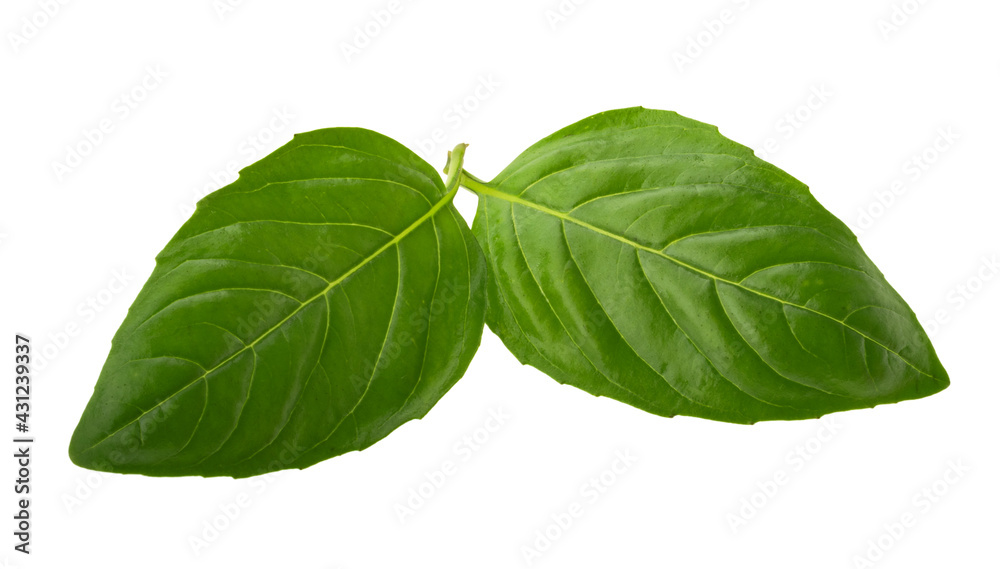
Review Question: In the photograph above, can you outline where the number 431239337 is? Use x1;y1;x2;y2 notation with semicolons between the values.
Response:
15;335;30;431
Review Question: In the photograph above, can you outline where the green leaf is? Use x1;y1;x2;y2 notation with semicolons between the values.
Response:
463;107;948;424
69;129;486;477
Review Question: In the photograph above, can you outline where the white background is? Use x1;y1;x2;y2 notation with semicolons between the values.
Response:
2;0;998;567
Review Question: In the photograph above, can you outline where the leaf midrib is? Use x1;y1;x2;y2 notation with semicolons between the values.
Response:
82;182;461;454
462;174;944;385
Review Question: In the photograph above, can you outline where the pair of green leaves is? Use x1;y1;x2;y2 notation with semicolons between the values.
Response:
69;107;949;478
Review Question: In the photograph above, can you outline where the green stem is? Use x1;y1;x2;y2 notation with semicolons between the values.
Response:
442;143;468;196
458;170;503;199
458;169;489;189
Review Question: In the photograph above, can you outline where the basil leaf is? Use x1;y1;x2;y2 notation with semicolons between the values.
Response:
69;130;486;477
463;107;948;423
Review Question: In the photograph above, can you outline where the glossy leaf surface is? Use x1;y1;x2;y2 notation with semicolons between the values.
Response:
466;107;948;423
70;129;486;477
